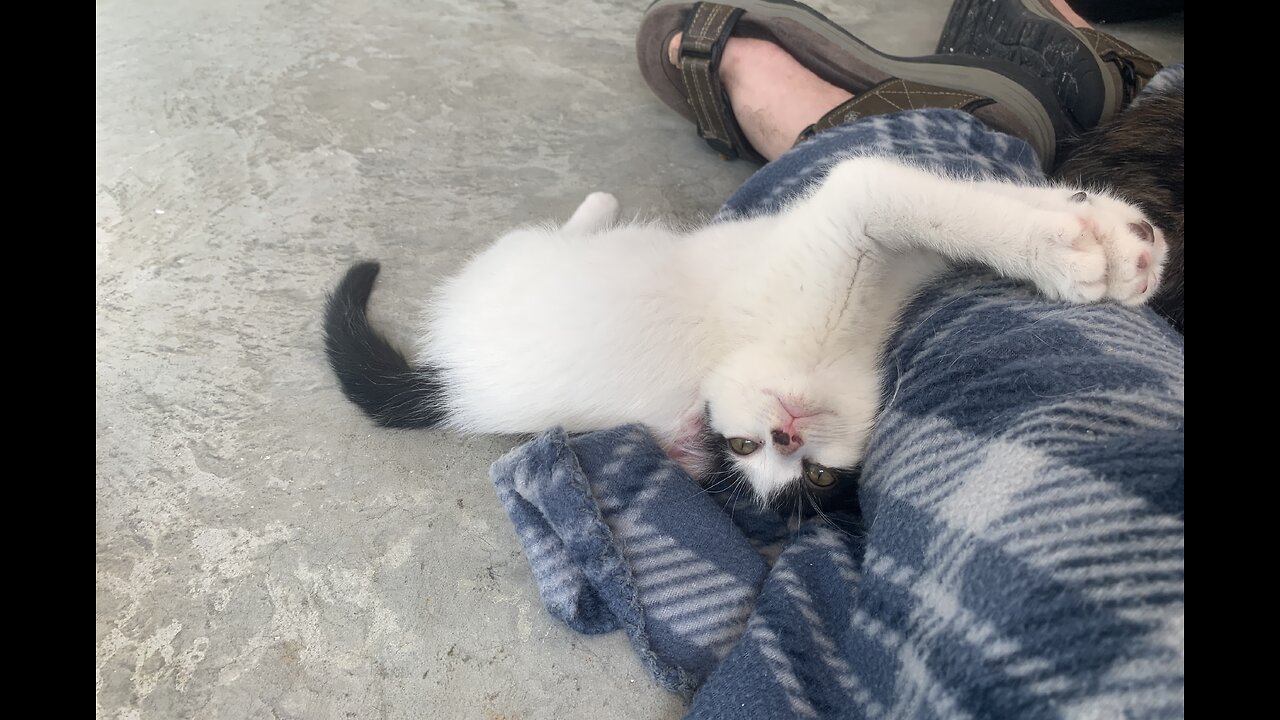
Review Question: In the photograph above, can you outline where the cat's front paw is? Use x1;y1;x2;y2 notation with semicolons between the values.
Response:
1032;193;1167;306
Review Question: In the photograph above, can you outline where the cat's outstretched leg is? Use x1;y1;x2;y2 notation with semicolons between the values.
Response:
797;157;1166;306
562;192;621;234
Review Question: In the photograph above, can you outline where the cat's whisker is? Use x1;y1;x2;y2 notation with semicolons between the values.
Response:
688;465;743;500
805;491;856;538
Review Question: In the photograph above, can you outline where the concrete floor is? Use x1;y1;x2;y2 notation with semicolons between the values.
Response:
95;1;1183;718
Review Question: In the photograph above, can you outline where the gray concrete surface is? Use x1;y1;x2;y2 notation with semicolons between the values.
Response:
96;1;1183;718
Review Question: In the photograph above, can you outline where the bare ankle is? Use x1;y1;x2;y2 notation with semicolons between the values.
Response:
1046;0;1091;28
668;32;852;161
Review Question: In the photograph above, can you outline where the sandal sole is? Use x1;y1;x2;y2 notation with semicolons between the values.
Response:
936;0;1118;129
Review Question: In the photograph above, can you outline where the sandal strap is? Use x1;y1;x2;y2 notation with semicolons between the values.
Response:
1077;28;1164;104
796;78;994;143
678;2;764;163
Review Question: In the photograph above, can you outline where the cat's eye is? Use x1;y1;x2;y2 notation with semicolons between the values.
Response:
727;437;760;456
804;462;836;488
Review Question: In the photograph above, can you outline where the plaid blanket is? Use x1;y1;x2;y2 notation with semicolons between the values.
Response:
490;70;1185;718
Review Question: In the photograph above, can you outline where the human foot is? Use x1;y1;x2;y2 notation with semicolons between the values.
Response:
667;32;852;161
637;1;1066;168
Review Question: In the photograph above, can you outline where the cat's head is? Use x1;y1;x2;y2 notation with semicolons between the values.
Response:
700;348;881;502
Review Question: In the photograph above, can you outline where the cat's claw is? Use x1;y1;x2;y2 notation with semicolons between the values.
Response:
1032;193;1166;306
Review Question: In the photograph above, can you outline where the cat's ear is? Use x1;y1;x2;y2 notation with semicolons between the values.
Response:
661;408;715;482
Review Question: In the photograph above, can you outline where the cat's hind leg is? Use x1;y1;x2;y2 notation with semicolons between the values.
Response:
562;192;621;234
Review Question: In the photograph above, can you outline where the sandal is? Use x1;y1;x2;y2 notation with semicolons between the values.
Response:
636;0;1070;169
936;0;1164;130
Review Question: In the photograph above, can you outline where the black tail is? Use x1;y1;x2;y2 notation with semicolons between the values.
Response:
323;262;448;428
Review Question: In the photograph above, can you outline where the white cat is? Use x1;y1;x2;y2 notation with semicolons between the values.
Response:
324;156;1165;502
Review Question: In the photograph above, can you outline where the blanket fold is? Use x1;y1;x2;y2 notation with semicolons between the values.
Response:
491;425;770;697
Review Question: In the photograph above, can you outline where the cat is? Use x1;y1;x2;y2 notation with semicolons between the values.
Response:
324;156;1166;503
1054;88;1183;333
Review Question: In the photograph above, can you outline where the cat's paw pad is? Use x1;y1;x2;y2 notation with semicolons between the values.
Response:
1036;194;1166;305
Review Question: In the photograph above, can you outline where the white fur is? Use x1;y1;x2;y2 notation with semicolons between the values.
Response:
417;157;1166;500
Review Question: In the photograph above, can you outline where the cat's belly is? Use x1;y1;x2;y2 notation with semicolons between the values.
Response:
426;331;705;434
419;226;713;435
438;370;700;436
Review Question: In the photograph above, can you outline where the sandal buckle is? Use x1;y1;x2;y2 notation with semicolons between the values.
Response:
698;132;739;160
678;45;714;62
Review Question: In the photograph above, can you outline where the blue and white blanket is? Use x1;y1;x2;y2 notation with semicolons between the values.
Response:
490;70;1185;719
